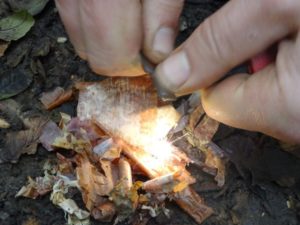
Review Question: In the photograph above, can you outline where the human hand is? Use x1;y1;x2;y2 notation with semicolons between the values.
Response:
55;0;184;76
154;0;300;143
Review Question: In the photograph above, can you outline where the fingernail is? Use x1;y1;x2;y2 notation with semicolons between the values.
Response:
152;27;175;56
156;51;190;91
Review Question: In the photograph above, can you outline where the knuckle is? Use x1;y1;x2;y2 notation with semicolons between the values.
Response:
155;0;184;9
261;0;299;18
197;18;231;67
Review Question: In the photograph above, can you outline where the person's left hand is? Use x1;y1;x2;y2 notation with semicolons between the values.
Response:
55;0;184;76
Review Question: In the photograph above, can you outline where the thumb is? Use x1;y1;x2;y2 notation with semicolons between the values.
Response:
153;0;298;96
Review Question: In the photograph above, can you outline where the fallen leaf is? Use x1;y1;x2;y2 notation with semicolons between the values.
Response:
57;153;75;175
185;105;219;148
16;172;56;199
0;117;10;128
110;181;142;223
40;87;74;110
8;0;49;15
0;41;9;57
76;153;111;211
39;120;64;151
92;201;116;222
0;11;34;41
6;41;30;67
0;68;33;100
0;116;48;163
50;179;90;225
93;138;121;161
175;187;214;224
52;132;92;153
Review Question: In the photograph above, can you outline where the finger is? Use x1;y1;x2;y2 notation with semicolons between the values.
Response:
154;0;300;95
79;0;144;76
202;65;300;143
142;0;184;64
55;0;87;59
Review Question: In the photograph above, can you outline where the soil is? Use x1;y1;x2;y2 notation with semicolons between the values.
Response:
0;1;300;225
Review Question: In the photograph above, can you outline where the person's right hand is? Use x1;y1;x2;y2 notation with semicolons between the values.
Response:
55;0;184;76
154;0;300;143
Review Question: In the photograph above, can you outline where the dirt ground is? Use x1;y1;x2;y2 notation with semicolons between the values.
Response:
0;1;300;225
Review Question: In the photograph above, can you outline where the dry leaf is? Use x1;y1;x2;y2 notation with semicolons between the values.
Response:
0;68;33;100
50;179;90;225
175;187;213;224
186;105;219;148
40;87;73;110
110;181;142;222
0;117;10;128
39;121;64;151
57;153;75;175
76;153;111;211
0;41;9;57
93;138;121;161
16;173;56;199
92;201;116;222
1;116;47;163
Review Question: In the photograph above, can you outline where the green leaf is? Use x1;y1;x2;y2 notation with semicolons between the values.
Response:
0;11;35;42
8;0;50;16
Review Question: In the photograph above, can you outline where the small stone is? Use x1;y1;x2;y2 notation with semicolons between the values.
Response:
57;37;67;43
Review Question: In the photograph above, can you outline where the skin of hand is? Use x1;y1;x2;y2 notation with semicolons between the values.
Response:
55;0;184;76
154;0;300;143
56;0;300;143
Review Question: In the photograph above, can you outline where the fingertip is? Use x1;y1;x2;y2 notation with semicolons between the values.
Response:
89;57;145;77
144;26;176;64
143;0;184;64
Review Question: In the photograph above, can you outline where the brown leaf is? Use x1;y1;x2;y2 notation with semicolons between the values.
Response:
39;120;63;151
92;201;116;222
186;105;219;148
76;153;111;211
175;187;213;224
40;87;74;110
93;138;121;161
110;181;143;222
0;40;9;57
16;174;55;199
0;116;48;163
56;153;75;175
